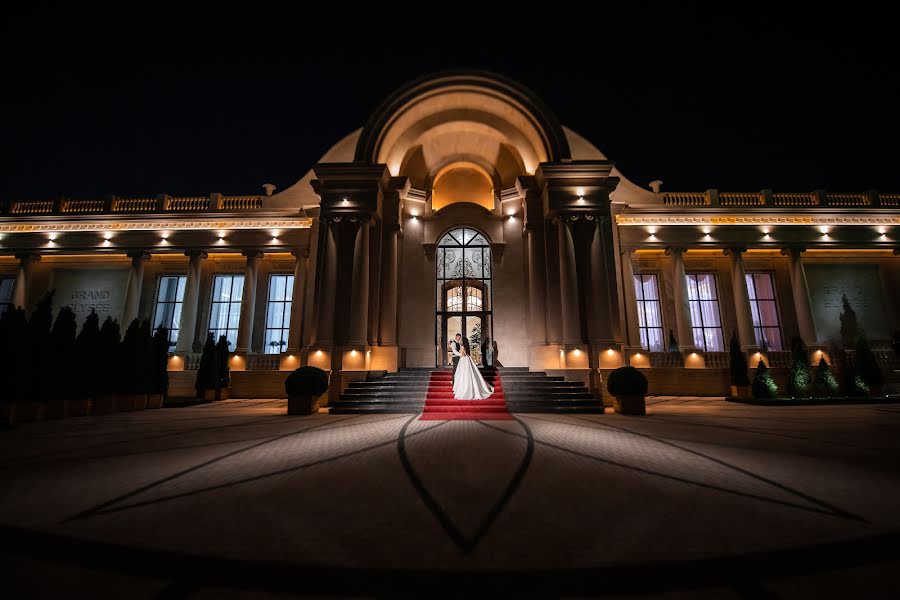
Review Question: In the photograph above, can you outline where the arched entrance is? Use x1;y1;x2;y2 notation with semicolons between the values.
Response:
435;227;492;366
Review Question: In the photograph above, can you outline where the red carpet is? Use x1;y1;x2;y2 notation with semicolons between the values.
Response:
419;370;513;420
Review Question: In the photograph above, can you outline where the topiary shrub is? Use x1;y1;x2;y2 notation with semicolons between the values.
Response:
854;332;884;393
607;366;649;398
215;335;230;392
27;291;55;402
195;332;218;399
49;306;78;400
75;310;101;399
752;359;778;398
812;357;839;397
150;326;169;396
285;366;329;398
787;336;811;398
97;317;121;395
117;319;143;394
728;331;750;386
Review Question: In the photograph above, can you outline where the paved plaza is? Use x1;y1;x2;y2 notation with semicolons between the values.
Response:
2;399;900;598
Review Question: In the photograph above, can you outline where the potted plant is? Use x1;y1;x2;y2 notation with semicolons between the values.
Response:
728;331;750;397
752;359;779;398
46;306;78;418
285;366;329;415
147;326;169;409
607;366;648;415
195;332;218;402
215;335;231;400
93;317;121;415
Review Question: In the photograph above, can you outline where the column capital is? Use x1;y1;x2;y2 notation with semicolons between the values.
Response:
126;250;151;262
241;249;264;260
664;246;687;256
184;249;208;260
780;246;806;256
14;252;41;263
723;246;748;256
291;247;310;259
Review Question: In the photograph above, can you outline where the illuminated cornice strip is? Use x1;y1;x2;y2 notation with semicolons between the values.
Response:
0;218;313;234
616;215;900;226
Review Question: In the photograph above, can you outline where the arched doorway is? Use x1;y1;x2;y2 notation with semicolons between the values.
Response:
435;227;492;366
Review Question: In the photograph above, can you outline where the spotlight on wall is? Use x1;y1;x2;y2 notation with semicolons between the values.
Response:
607;348;615;356
573;349;581;356
350;349;358;356
103;233;112;241
342;198;349;205
271;237;279;242
48;233;57;242
577;196;586;205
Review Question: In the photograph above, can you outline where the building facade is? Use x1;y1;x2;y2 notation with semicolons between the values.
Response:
3;71;899;402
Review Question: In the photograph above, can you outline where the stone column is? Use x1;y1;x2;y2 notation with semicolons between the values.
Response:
526;223;548;344
287;248;309;353
348;219;370;346
175;250;207;353
587;217;616;343
123;250;151;325
379;225;400;345
619;248;643;349
726;247;758;350
544;220;563;343
235;250;263;353
667;247;695;350
783;246;817;346
314;220;338;345
558;216;581;344
12;253;40;310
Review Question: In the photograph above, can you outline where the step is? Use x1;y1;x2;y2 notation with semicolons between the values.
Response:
423;405;508;413
425;399;506;407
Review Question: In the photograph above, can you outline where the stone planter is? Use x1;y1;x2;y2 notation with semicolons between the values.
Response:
133;394;148;411
67;397;92;417
202;389;217;402
288;394;320;415
613;395;646;415
146;394;164;409
92;394;117;415
117;394;141;412
217;387;230;401
730;384;752;398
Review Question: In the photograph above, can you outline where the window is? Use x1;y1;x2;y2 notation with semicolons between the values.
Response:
633;274;663;351
209;274;244;350
0;277;14;313
264;274;294;354
686;273;724;351
152;276;187;348
746;273;783;351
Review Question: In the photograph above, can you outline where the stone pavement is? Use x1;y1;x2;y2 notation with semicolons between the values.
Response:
2;398;900;598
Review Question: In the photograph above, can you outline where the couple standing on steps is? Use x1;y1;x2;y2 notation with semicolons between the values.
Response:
450;333;494;400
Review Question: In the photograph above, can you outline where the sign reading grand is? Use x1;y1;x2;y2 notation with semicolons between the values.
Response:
51;269;128;327
806;264;889;342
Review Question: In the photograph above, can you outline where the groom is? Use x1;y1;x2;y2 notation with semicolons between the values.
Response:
450;333;470;383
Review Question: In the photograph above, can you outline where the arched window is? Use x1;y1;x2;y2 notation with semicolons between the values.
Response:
435;227;492;365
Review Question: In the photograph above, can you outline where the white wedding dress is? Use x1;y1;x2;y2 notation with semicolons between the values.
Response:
453;355;494;400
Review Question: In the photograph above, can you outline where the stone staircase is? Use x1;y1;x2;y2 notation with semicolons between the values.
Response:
330;366;603;415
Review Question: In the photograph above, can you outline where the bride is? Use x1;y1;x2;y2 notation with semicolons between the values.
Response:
450;333;494;400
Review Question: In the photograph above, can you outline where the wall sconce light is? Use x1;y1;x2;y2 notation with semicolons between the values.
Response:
342;198;349;205
607;348;615;356
577;196;586;205
315;350;323;356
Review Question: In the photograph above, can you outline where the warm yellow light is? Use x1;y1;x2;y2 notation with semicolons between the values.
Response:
573;349;581;356
271;237;278;242
607;349;614;355
342;198;349;204
634;352;641;358
576;188;585;197
690;352;698;357
315;350;323;356
350;350;357;356
577;196;586;205
288;354;294;359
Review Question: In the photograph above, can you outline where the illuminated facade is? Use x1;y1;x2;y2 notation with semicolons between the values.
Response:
2;71;898;402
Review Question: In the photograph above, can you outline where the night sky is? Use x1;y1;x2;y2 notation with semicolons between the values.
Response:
3;9;898;202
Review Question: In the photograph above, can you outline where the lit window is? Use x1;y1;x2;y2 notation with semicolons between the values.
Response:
152;275;187;348
0;277;14;313
686;273;724;351
209;274;244;350
263;274;294;354
633;274;663;351
745;273;783;351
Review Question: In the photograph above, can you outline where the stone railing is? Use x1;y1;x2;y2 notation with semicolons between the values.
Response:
719;192;764;207
704;352;729;369
765;351;792;368
61;199;105;213
656;189;894;209
662;192;709;207
247;354;281;371
4;193;270;216
649;352;684;367
114;197;157;212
